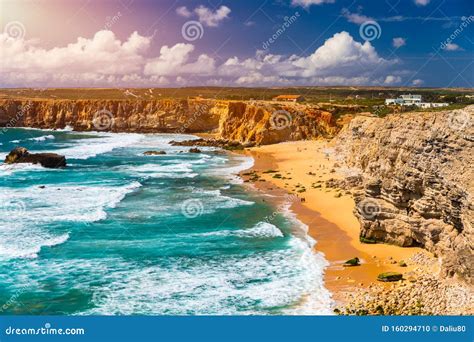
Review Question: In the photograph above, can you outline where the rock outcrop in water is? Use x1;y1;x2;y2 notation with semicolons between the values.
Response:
5;147;66;168
333;106;474;283
0;99;338;144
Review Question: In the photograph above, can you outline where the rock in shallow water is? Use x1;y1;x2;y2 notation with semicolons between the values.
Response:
4;147;66;168
143;150;166;155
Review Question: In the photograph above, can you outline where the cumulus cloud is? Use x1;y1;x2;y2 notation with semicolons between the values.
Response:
412;79;424;86
415;0;430;6
291;0;335;8
384;75;402;85
341;8;373;24
0;30;151;86
217;31;396;85
176;5;231;27
291;31;392;77
176;6;192;18
392;37;406;48
144;44;216;76
443;43;463;51
1;29;399;87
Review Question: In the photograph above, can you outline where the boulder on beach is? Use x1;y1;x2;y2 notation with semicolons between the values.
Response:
377;272;403;282
189;148;202;153
143;150;166;155
343;257;360;267
4;147;66;168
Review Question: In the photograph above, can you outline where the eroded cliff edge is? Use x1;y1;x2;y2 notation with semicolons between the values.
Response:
0;99;338;144
332;106;473;283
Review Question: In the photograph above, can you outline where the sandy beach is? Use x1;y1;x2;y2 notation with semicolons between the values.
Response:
241;140;431;306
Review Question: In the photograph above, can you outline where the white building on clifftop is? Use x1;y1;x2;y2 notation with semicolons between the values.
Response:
385;94;449;108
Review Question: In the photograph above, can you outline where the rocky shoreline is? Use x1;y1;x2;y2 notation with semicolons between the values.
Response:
242;139;473;315
328;105;474;284
337;252;473;315
169;138;254;150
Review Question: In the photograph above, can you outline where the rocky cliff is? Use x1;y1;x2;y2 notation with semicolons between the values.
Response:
332;106;474;283
0;99;337;143
214;101;336;145
0;99;219;133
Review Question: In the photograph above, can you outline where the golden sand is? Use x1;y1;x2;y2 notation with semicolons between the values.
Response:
243;140;427;305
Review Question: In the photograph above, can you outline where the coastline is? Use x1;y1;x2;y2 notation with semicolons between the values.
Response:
239;140;431;309
3;128;471;314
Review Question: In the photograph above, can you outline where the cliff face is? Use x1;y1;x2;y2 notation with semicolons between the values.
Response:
0;99;219;133
0;99;338;143
215;101;336;145
333;106;474;283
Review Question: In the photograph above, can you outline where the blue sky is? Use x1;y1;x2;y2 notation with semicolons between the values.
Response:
0;0;473;87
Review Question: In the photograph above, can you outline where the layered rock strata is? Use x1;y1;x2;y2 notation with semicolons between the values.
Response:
333;106;473;283
0;99;337;144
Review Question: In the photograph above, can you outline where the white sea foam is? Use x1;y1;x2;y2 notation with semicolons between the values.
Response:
0;162;47;176
194;189;255;210
16;125;73;132
0;225;69;260
35;132;143;160
206;154;254;184
275;200;334;314
121;163;197;179
235;222;284;238
28;134;55;142
79;234;332;315
0;181;142;224
201;222;284;239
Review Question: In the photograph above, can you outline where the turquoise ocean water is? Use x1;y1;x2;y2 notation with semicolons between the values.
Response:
0;128;332;315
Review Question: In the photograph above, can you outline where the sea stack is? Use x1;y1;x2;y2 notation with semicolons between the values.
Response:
4;147;66;168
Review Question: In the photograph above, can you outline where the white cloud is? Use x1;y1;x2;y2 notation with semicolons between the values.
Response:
444;43;463;51
392;37;406;48
176;6;192;18
291;0;335;8
415;0;430;6
177;5;231;27
144;43;215;76
384;75;402;85
0;30;151;86
412;79;424;86
291;31;392;77
341;8;373;24
1;30;400;87
218;31;396;85
195;5;231;27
